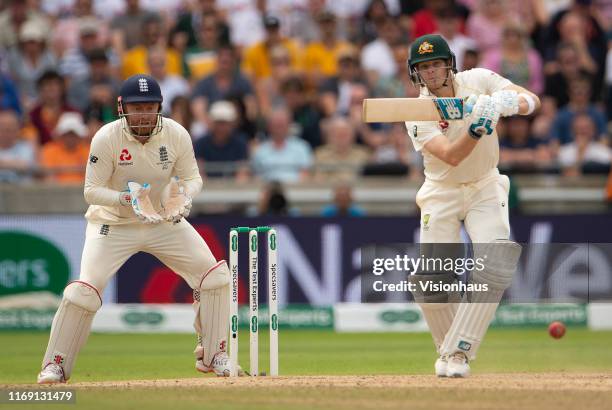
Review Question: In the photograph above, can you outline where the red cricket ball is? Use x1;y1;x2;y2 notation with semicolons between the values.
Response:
548;321;566;339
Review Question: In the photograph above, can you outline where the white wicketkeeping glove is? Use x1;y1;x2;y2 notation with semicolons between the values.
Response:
468;95;500;139
160;176;192;222
491;90;519;117
127;181;164;224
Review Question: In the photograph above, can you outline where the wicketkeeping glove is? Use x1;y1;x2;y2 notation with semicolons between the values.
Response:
160;176;192;222
468;95;500;139
491;90;519;117
127;181;163;224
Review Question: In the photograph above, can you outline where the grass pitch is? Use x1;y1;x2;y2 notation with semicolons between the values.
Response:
1;329;611;409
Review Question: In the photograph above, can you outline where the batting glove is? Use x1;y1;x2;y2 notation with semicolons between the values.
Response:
160;176;192;223
468;95;500;139
127;181;164;224
491;90;519;117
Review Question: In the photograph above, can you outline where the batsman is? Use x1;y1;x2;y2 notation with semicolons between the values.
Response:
37;74;242;383
404;35;540;377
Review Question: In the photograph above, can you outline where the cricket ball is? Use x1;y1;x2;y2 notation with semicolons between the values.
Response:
548;321;566;339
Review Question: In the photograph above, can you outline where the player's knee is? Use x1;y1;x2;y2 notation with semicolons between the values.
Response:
199;260;230;291
63;281;102;313
408;272;460;303
471;240;521;290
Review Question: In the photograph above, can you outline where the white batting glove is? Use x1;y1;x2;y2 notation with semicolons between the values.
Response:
127;181;163;224
160;176;192;223
468;95;500;139
491;90;519;117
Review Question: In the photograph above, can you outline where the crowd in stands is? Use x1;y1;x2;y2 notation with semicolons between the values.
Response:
0;0;611;196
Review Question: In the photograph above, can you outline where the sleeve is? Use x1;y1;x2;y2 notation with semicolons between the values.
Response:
557;145;575;168
83;130;121;206
404;121;443;152
173;123;203;197
469;68;512;94
298;141;313;169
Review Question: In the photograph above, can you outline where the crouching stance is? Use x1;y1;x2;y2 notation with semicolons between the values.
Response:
38;74;241;383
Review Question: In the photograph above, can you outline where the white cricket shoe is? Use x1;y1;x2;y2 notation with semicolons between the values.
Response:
434;355;448;377
445;352;470;378
37;363;66;384
196;352;245;377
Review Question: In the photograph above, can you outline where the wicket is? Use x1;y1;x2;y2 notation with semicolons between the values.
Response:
228;226;278;377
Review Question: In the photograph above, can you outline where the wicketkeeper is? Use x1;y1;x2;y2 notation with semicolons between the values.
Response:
37;74;243;383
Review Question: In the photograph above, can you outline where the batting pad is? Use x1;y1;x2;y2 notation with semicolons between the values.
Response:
193;260;230;367
440;241;521;360
42;281;102;379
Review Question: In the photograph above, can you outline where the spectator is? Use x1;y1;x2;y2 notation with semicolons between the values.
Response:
184;13;223;80
148;47;190;116
467;0;513;54
499;116;552;173
480;22;544;94
412;0;459;39
7;20;57;107
0;72;22;116
303;12;353;87
241;15;302;82
255;45;298;118
314;116;370;181
216;0;265;48
0;110;35;183
266;0;326;43
318;46;368;117
67;48;121;118
0;0;51;50
435;5;476;71
361;16;401;85
355;0;393;45
120;13;183;79
40;112;90;184
321;183;366;217
462;48;481;71
29;71;80;147
110;0;158;54
252;107;313;182
281;76;323;149
558;113;611;176
254;181;297;216
171;0;230;51
373;42;420;98
191;45;256;135
58;18;108;82
549;75;607;148
51;0;110;58
363;122;412;176
170;95;203;137
543;5;606;85
194;101;249;181
544;42;597;109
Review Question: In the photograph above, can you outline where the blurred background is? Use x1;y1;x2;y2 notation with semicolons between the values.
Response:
0;0;611;332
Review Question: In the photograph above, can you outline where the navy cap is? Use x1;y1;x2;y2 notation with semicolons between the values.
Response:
119;74;163;104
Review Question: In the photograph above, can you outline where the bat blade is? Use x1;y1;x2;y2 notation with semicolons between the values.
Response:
362;98;470;123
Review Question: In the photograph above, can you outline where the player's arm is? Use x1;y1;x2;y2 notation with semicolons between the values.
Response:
84;133;129;206
423;133;479;167
173;126;203;197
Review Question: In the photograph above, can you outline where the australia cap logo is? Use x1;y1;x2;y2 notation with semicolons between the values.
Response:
418;41;434;54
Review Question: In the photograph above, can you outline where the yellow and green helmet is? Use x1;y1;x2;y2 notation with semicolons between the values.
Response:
408;34;457;82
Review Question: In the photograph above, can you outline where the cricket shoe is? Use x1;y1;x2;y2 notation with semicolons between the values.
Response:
445;352;470;378
37;363;66;384
434;355;448;377
196;352;245;377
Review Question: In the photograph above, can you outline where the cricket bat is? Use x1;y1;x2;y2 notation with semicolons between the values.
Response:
362;97;473;123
